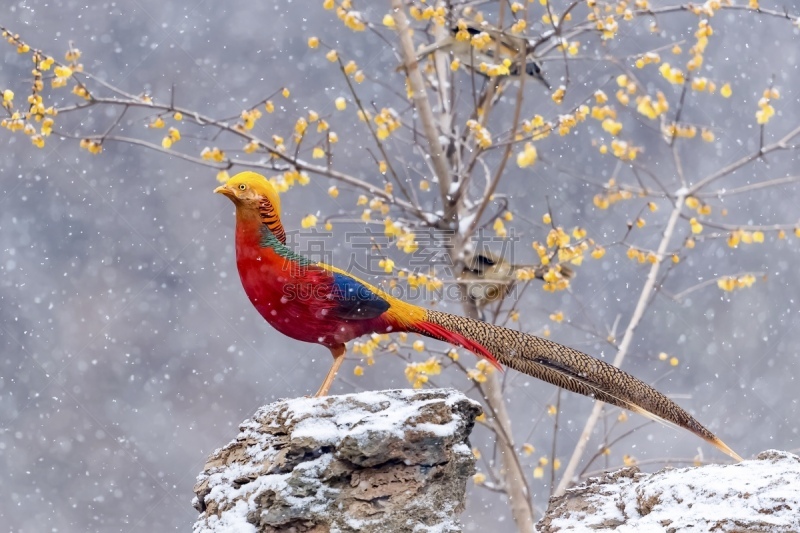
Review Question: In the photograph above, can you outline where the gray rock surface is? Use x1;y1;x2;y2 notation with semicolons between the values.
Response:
193;388;482;532
538;450;800;532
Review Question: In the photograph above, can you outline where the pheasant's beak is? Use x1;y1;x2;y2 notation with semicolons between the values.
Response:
214;185;234;199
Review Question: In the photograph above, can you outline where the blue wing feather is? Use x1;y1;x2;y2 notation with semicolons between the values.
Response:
329;272;390;320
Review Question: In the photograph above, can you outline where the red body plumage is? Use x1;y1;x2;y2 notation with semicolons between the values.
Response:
234;214;391;349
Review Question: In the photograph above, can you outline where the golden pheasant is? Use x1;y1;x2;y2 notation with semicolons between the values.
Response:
215;171;741;461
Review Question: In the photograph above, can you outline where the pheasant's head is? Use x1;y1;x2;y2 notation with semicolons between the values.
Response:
214;171;281;216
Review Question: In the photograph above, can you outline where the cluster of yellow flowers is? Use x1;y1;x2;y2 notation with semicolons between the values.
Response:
466;359;495;383
403;271;443;291
717;274;757;292
634;51;661;69
550;85;566;104
556;38;581;56
614;73;638;106
658;352;680;367
239;108;262;131
352;333;391;368
409;4;447;25
79;138;102;154
384;218;419;253
756;88;779;125
161;127;181;149
342;60;365;83
269;169;311;192
685;196;712;216
592;178;634;210
201;146;226;163
520;114;552;141
533;456;560;479
374;108;401;140
594;15;619;40
726;229;765;248
659;62;686;85
1;32;86;149
405;356;442;389
300;214;318;229
466;119;492;149
636;92;669;120
481;58;512;78
626;247;658;264
322;0;366;31
493;217;508;238
377;258;394;273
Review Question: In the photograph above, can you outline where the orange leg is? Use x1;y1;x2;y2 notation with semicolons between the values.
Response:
314;345;346;397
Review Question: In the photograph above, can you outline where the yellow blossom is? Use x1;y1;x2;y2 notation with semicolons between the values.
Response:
594;90;608;104
493;218;507;238
551;86;566;104
295;117;308;135
602;118;622;136
522;443;535;456
308;36;320;48
301;214;318;228
378;258;394;273
516;142;538;168
354;366;364;376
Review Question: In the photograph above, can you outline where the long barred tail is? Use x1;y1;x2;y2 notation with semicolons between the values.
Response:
412;309;742;461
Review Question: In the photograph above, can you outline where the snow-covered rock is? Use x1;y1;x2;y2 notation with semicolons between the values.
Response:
193;389;482;533
538;450;800;532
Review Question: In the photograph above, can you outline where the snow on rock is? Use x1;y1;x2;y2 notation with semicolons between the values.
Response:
193;388;482;533
538;450;800;532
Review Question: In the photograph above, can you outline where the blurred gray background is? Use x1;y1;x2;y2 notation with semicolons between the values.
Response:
1;1;799;531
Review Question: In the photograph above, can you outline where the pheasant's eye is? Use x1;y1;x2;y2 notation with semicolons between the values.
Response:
238;184;247;190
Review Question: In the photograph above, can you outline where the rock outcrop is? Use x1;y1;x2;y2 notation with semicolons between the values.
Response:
539;450;800;532
193;388;481;533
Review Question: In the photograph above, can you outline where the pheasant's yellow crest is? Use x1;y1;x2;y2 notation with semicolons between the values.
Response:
216;171;281;216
